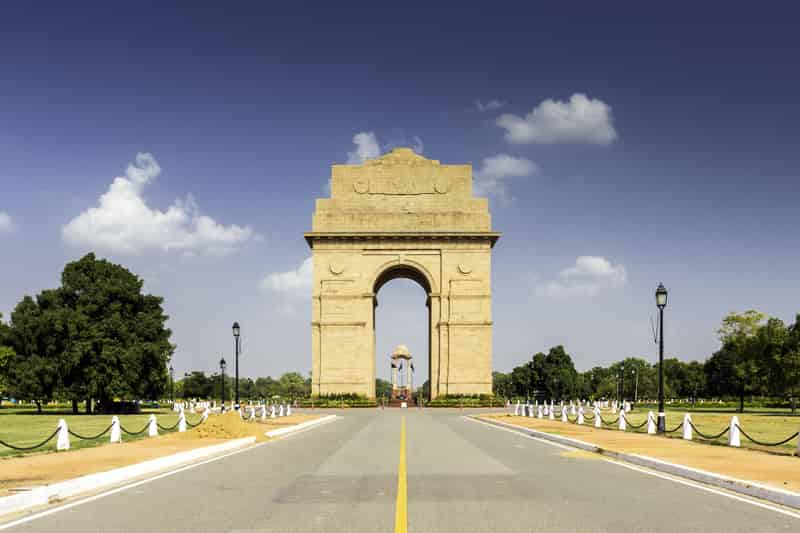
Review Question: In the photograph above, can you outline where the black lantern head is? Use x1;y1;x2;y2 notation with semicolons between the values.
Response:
232;321;240;338
220;357;227;372
655;283;668;309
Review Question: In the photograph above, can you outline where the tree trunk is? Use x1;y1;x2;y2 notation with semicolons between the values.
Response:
72;399;79;414
85;397;92;414
739;387;744;413
35;400;42;414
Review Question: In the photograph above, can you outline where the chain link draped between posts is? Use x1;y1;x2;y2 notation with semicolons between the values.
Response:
0;428;60;451
687;421;729;440
622;414;648;430
664;421;683;434
120;422;149;436
156;419;181;431
68;423;114;441
735;425;799;447
185;417;204;428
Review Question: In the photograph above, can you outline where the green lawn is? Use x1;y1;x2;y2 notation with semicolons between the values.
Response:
0;408;204;458
593;406;800;454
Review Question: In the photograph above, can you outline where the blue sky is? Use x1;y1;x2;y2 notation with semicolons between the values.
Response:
1;2;799;383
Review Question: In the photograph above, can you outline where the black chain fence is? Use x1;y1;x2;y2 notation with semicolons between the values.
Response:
511;406;799;450
1;414;206;452
0;428;60;451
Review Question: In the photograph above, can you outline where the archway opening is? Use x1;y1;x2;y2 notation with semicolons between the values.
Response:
374;269;431;403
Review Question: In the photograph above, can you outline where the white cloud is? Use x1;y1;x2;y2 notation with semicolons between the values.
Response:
560;256;627;282
62;153;254;255
0;212;14;233
497;93;617;145
473;154;537;198
260;256;312;296
537;256;627;299
347;132;381;164
475;99;505;112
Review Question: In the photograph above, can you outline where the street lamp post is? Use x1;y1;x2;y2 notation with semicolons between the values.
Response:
232;322;240;410
169;365;174;405
220;357;227;412
632;368;638;404
620;363;625;404
656;283;668;433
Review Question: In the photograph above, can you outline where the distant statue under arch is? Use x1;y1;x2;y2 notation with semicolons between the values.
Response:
305;148;499;399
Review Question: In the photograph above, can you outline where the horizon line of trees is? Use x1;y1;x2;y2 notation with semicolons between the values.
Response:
491;310;800;413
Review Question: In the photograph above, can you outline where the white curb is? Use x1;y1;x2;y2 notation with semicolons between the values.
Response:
265;414;337;438
472;416;800;510
0;437;255;518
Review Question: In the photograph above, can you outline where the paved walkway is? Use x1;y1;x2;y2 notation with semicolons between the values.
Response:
3;409;799;532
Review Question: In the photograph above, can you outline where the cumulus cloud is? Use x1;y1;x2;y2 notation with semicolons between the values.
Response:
347;132;381;164
62;153;254;255
537;256;627;299
497;93;617;145
473;154;537;198
475;99;505;112
0;212;14;233
260;256;313;295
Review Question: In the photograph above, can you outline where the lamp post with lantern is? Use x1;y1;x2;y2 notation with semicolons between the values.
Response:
656;283;668;433
232;322;240;410
220;356;227;412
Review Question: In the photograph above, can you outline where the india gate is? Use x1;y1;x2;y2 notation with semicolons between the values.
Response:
305;148;499;399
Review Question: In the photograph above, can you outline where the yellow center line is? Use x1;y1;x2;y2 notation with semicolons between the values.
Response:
394;415;408;533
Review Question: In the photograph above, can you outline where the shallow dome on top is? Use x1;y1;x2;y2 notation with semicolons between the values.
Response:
391;345;411;358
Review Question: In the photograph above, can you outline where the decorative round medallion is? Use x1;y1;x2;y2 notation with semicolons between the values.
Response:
457;263;472;275
329;263;345;275
353;178;369;194
434;177;450;194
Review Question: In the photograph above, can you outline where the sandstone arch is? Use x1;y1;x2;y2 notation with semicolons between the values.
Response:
306;148;499;399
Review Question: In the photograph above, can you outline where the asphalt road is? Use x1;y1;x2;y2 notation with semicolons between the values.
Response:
4;408;798;532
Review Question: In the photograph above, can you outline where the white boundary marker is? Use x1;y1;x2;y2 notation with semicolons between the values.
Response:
0;414;339;530
465;415;800;519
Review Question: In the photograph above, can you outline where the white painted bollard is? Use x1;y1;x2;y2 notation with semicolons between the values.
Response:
202;407;210;422
238;406;244;419
249;406;256;422
514;401;521;416
178;410;187;432
548;406;555;420
619;412;626;431
261;405;267;421
110;416;122;443
148;414;158;437
729;416;740;447
270;405;276;418
527;404;534;417
279;404;285;417
682;413;692;440
543;404;549;416
647;411;656;434
537;405;543;419
594;407;602;428
611;404;617;414
570;404;576;416
287;404;292;416
56;419;70;451
577;407;584;425
561;407;567;422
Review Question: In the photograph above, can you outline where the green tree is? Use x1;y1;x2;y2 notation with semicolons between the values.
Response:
492;371;512;399
540;345;578;400
713;310;766;412
278;372;308;399
510;363;533;398
376;378;392;398
54;253;174;412
5;295;62;412
0;313;14;395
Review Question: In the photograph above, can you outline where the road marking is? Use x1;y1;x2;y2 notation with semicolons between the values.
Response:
394;415;408;533
0;415;339;530
466;416;800;520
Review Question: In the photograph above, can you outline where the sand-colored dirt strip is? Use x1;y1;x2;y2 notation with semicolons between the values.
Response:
1;412;321;496
480;413;800;493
